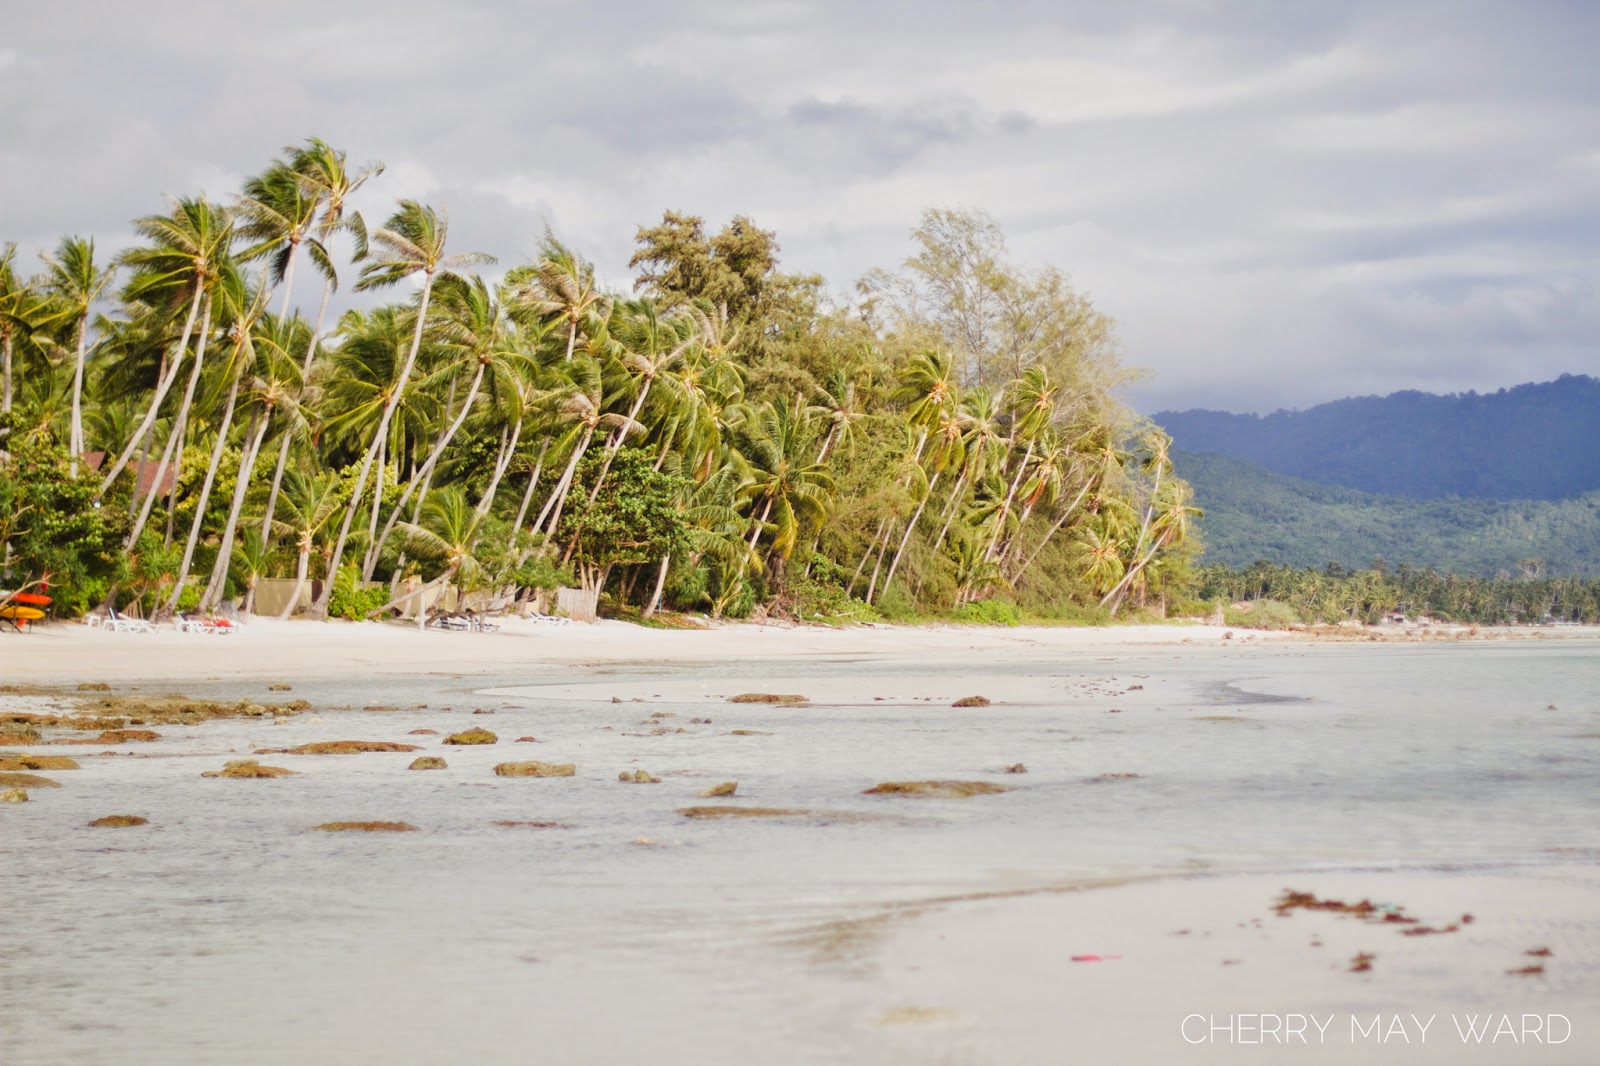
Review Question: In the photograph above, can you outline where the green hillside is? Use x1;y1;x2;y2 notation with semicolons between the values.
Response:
1176;450;1600;577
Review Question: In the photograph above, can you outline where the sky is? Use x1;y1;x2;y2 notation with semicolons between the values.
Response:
3;1;1597;414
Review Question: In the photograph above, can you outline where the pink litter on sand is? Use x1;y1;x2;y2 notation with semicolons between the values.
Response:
1071;954;1123;962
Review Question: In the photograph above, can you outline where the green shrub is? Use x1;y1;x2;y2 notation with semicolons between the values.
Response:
328;567;390;621
1222;599;1302;629
952;597;1022;626
874;582;920;623
1022;601;1111;626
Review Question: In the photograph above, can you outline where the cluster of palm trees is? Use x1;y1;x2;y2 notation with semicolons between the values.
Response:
1197;560;1600;625
0;137;1195;622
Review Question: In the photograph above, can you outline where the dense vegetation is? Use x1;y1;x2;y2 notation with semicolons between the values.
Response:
0;138;1196;624
1157;375;1600;500
1198;560;1600;626
1176;451;1600;577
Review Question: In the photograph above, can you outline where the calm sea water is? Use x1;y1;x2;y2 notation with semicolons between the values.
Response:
3;638;1597;1063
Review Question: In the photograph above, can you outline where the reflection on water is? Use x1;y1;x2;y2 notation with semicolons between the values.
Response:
2;639;1598;1064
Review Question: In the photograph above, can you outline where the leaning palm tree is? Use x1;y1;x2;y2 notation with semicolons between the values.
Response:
0;244;45;414
37;236;117;468
256;137;380;539
728;396;833;588
364;273;526;577
234;161;323;323
100;196;234;498
311;200;491;619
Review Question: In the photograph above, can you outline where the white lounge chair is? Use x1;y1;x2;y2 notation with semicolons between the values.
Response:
107;609;155;634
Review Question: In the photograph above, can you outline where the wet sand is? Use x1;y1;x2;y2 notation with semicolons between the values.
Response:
2;622;1597;1064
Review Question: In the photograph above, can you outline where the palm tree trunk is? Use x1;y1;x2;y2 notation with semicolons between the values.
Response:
929;472;969;550
312;274;437;619
69;314;88;472
364;432;387;573
366;363;485;578
260;276;332;539
275;237;299;325
848;517;889;595
2;327;12;413
168;361;245;610
99;281;205;497
643;554;670;618
476;416;520;517
277;543;310;621
533;425;594;541
125;293;214;548
876;471;940;604
982;441;1033;564
585;378;651;506
1010;478;1097;583
511;438;550;541
199;408;271;613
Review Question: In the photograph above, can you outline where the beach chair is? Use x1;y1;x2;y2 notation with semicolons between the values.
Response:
528;610;570;627
175;613;213;634
107;608;155;634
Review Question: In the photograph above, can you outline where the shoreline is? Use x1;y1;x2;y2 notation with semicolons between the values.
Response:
4;616;1595;687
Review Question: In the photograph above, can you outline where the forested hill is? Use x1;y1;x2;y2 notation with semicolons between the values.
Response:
1175;450;1600;576
1155;374;1600;501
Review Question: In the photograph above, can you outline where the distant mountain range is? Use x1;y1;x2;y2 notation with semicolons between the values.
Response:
1171;450;1600;576
1155;374;1600;501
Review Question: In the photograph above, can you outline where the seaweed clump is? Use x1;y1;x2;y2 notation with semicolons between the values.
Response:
494;761;575;777
727;693;807;705
201;759;297;779
618;769;661;783
0;772;59;789
952;696;991;708
863;780;1009;798
89;815;148;828
0;754;80;771
699;781;738;797
261;740;421;755
311;821;418;832
443;728;498;745
408;757;448;770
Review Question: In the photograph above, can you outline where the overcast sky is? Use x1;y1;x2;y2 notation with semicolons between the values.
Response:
3;1;1597;413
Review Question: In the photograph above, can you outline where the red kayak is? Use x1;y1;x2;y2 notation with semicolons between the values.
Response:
11;592;51;607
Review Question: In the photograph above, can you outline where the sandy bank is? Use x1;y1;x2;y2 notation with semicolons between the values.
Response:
0;617;1304;685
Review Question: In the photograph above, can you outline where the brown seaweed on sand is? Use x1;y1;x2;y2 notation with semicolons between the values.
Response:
443;728;498;745
311;821;417;832
258;740;422;755
1349;952;1375;973
619;769;661;783
89;815;148;828
863;780;1009;798
0;754;80;771
495;761;576;777
201;759;297;779
0;771;60;789
951;696;991;708
407;757;448;770
699;781;738;797
727;693;807;705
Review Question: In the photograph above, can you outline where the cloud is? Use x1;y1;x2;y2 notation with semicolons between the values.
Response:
2;0;1597;413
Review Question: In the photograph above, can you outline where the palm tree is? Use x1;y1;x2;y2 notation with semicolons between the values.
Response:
311;200;491;619
168;275;271;611
364;273;525;577
0;244;44;415
231;530;273;617
728;397;833;588
37;236;117;469
875;404;965;603
269;468;342;619
100;197;233;498
256;138;381;539
234;162;323;323
391;487;487;628
529;355;630;542
508;232;609;362
981;366;1059;565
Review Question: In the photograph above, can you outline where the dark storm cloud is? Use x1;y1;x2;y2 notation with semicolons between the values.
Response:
3;0;1598;411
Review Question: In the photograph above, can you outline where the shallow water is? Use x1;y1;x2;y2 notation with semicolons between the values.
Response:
3;638;1598;1063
